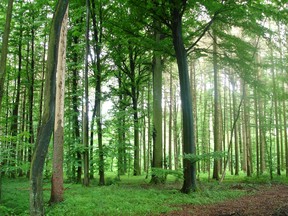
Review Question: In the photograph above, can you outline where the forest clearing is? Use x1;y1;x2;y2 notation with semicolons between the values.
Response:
1;0;288;215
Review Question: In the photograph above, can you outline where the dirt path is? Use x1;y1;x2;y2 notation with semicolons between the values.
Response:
164;184;288;216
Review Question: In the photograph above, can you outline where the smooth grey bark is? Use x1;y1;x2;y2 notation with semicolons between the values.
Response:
151;27;163;184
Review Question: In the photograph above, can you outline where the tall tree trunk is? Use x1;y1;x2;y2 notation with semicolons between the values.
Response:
83;0;90;186
190;59;198;173
129;47;140;176
0;0;13;201
258;74;266;173
117;73;126;177
163;93;167;170
284;30;288;176
146;81;152;178
243;83;252;177
10;22;22;178
173;84;179;170
169;71;173;170
90;0;104;184
151;28;163;183
50;7;68;203
272;54;281;176
254;81;260;176
27;11;36;178
133;96;140;176
30;1;68;215
283;94;288;176
0;0;13;114
142;95;147;174
212;32;220;180
71;33;82;183
171;5;196;193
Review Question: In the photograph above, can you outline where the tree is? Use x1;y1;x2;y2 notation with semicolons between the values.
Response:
50;5;68;204
151;22;163;184
212;30;221;180
0;0;14;201
30;0;68;215
90;0;105;185
83;0;90;187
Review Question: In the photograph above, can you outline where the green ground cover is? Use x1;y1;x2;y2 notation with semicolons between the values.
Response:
1;173;287;216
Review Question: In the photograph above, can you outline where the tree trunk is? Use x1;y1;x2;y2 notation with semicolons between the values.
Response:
151;28;163;183
231;76;239;175
171;6;196;193
258;76;266;173
0;0;14;201
272;54;281;176
10;22;22;178
133;97;140;176
243;83;252;177
27;10;37;179
30;1;68;215
190;59;198;174
173;84;179;170
71;32;82;183
212;32;220;180
83;0;90;186
50;6;68;203
90;0;105;184
169;70;173;170
117;73;126;177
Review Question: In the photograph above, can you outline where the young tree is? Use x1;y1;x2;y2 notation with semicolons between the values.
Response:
30;0;68;214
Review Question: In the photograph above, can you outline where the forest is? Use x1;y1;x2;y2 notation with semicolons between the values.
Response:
0;0;288;215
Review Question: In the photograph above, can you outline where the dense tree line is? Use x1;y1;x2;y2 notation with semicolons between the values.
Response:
0;0;287;214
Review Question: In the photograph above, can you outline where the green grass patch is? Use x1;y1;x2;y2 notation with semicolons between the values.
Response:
1;173;272;216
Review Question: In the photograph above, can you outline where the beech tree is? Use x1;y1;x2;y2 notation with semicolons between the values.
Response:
30;0;68;215
0;0;14;201
50;5;68;204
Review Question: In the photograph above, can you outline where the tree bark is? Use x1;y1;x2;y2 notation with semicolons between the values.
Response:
0;0;14;201
83;0;90;186
169;70;173;170
27;9;37;178
10;20;22;178
30;1;68;215
231;76;239;175
151;27;163;184
50;6;68;203
272;54;281;176
71;30;82;183
170;4;196;193
212;31;220;180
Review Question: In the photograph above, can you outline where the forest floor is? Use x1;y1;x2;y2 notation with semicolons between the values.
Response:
164;184;288;216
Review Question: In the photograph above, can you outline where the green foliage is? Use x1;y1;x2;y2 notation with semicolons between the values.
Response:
184;151;227;163
1;176;248;216
151;168;183;180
